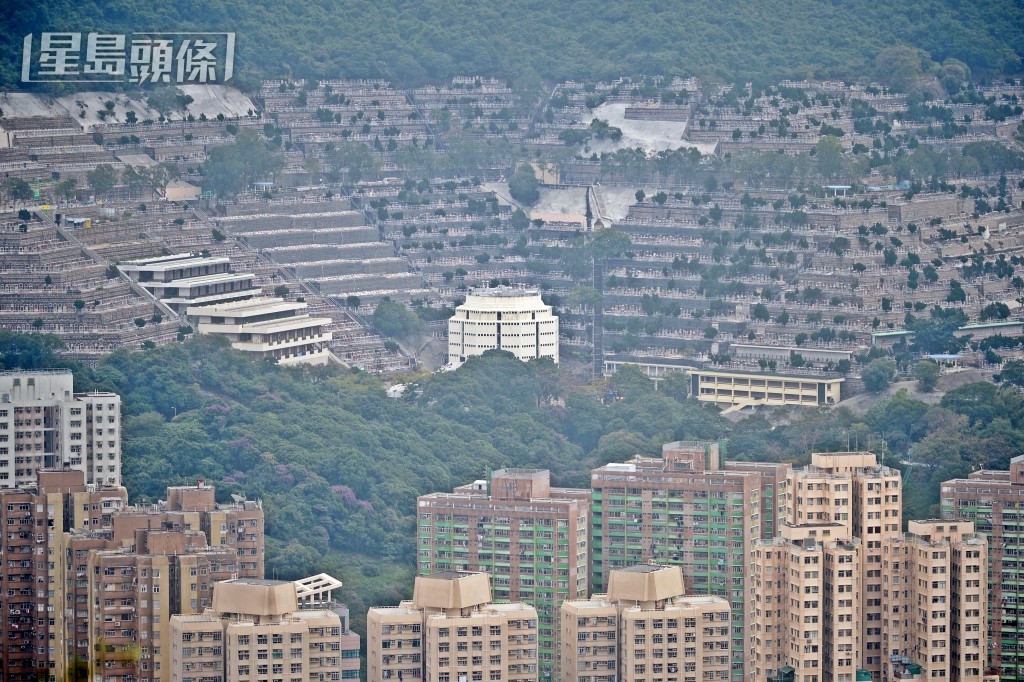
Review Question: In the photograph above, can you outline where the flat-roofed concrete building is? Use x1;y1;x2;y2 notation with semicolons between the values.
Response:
748;523;864;682
590;442;789;682
120;253;256;312
187;297;333;366
941;455;1024;680
169;575;360;682
367;571;539;682
0;369;121;487
417;469;589;677
688;369;843;410
560;564;731;682
785;452;902;678
447;287;558;368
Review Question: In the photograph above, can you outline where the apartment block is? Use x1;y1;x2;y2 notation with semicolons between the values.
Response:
0;472;264;682
0;469;127;682
748;523;864;682
749;453;987;682
417;469;589;676
0;369;122;488
881;520;987;682
941;455;1024;680
590;441;788;681
367;571;539;682
560;564;732;682
787;452;902;677
169;575;360;682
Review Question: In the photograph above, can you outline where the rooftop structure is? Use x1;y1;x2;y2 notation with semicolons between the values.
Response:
170;576;360;682
367;571;539;682
560;565;732;682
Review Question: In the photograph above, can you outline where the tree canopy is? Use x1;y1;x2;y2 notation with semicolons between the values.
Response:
201;129;284;196
3;0;1020;88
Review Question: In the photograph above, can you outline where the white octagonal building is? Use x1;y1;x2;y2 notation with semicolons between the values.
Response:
447;287;558;368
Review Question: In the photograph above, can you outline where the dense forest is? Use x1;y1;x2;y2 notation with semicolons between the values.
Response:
3;330;1024;632
4;0;1023;90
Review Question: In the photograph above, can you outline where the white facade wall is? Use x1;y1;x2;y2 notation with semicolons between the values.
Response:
0;370;121;487
447;289;558;368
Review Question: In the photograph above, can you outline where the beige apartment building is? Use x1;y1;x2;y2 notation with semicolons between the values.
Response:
367;571;539;682
748;453;989;682
787;451;902;676
0;471;265;682
560;564;732;682
169;575;360;682
417;469;589;676
591;441;790;681
748;523;864;682
0;469;127;682
881;520;988;682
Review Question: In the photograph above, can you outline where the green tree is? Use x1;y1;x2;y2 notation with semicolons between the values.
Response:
508;163;540;205
1000;360;1024;388
914;360;940;392
609;364;654;399
55;178;78;201
372;298;422;341
658;371;689;402
327;141;381;184
2;177;33;208
815;135;845;180
873;45;929;91
202;129;285;196
862;357;897;392
87;164;118;198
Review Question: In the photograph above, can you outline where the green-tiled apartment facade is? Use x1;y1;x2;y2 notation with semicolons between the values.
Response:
941;456;1024;681
590;442;789;682
416;469;590;679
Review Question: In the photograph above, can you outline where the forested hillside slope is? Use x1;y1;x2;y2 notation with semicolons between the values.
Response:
4;0;1022;88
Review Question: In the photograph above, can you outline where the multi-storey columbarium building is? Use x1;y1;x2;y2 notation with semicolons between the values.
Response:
187;297;334;366
119;253;257;314
447;287;559;368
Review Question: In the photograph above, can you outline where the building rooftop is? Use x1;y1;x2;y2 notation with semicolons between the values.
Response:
466;286;540;298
